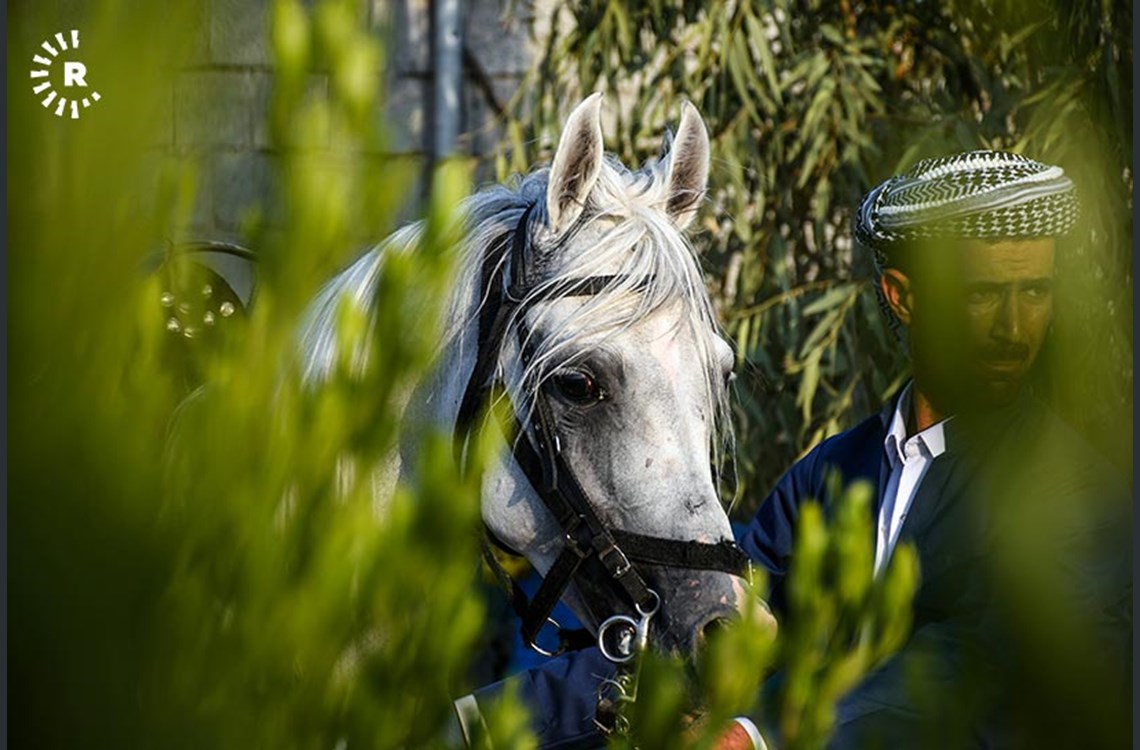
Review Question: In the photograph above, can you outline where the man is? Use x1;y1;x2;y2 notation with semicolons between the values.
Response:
736;150;1131;748
455;151;1131;749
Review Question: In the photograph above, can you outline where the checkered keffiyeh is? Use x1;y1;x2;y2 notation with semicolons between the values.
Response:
855;150;1080;267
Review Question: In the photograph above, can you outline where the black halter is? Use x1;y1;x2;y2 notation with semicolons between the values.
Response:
454;203;749;659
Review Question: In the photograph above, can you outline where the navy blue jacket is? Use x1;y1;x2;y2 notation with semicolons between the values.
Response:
467;392;1131;748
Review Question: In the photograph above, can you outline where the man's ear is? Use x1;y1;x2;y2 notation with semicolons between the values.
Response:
879;269;914;326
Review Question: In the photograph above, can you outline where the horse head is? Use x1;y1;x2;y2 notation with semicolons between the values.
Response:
298;94;763;662
467;95;756;660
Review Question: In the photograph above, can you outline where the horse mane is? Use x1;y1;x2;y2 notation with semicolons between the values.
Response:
296;154;735;492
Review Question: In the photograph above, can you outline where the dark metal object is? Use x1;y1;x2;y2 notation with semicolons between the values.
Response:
146;240;257;389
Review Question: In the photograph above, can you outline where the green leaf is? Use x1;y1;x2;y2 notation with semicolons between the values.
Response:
796;347;823;422
819;23;846;47
802;282;857;316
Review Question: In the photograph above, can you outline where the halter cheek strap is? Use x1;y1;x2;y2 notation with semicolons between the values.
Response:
454;203;750;660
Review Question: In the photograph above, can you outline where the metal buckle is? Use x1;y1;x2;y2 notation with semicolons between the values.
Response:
597;542;632;577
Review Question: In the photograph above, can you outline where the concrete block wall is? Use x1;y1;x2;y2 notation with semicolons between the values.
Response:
154;0;546;242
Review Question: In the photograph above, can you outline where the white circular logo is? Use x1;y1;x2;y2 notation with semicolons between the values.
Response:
30;30;102;119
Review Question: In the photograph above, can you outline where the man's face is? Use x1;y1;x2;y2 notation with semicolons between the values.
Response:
958;238;1056;401
908;238;1056;411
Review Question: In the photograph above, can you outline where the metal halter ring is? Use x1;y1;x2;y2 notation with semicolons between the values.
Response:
597;590;660;663
597;676;631;703
597;614;639;663
528;617;566;658
636;590;660;618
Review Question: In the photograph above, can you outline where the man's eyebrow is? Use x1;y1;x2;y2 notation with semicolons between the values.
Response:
965;277;1054;288
962;278;1056;296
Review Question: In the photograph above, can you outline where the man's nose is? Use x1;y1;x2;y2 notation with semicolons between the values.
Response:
992;292;1021;341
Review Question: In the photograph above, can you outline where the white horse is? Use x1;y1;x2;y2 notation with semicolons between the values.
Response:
298;95;753;660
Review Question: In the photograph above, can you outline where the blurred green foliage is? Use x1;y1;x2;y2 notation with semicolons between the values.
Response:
498;0;1133;512
13;1;1125;748
775;482;916;748
606;483;918;750
9;0;531;747
9;0;919;746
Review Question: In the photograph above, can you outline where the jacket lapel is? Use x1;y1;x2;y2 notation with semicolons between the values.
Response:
870;387;903;520
897;450;963;547
895;401;1009;552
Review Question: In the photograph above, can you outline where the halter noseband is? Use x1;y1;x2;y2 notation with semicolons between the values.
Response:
453;203;750;661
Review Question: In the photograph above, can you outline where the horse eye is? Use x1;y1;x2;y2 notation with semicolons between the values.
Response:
552;370;601;404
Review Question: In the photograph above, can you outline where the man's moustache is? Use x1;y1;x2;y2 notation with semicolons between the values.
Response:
979;344;1030;363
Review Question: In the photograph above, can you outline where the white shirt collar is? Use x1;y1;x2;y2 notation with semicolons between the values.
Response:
884;382;951;466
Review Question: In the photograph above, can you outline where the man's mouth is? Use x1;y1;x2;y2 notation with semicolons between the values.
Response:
977;357;1029;384
981;359;1024;373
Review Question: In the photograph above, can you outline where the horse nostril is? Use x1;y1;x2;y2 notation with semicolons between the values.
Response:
692;615;735;663
692;614;736;663
700;615;733;644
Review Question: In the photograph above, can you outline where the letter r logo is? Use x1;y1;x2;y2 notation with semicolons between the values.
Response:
31;30;102;118
63;61;87;87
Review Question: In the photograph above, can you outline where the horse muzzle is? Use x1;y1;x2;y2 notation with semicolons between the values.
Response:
642;565;750;660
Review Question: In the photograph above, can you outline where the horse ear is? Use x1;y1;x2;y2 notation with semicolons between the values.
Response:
662;100;710;230
547;93;605;234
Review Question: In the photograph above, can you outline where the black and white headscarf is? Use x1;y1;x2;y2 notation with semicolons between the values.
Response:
855;150;1080;271
854;150;1079;347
